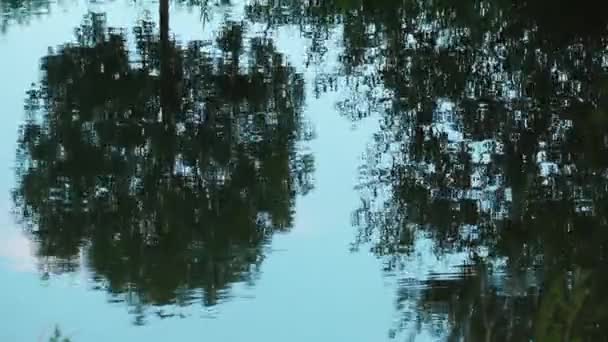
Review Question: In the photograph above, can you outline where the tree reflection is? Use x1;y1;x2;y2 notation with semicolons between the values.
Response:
14;12;313;322
265;0;608;340
11;0;608;337
0;0;220;35
0;0;52;34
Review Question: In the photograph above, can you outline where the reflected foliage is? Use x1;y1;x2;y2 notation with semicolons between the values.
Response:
11;0;608;338
48;326;72;342
0;0;51;34
0;0;221;35
248;0;608;340
14;12;313;321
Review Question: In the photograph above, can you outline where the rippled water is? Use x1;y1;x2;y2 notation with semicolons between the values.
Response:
1;1;608;341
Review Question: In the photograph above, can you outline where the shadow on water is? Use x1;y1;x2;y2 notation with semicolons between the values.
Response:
13;7;314;324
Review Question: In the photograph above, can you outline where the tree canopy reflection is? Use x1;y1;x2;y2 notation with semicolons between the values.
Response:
10;0;608;338
247;0;608;340
14;12;313;322
357;3;608;341
0;0;51;34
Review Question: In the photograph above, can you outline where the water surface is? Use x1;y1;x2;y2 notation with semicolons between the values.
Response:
1;1;608;341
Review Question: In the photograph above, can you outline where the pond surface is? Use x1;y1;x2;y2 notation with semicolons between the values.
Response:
1;1;608;341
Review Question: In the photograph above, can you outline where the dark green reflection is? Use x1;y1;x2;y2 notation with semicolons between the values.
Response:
0;0;51;34
248;0;608;340
0;0;220;35
14;12;313;323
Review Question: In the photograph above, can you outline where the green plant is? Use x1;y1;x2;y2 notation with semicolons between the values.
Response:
48;326;71;342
